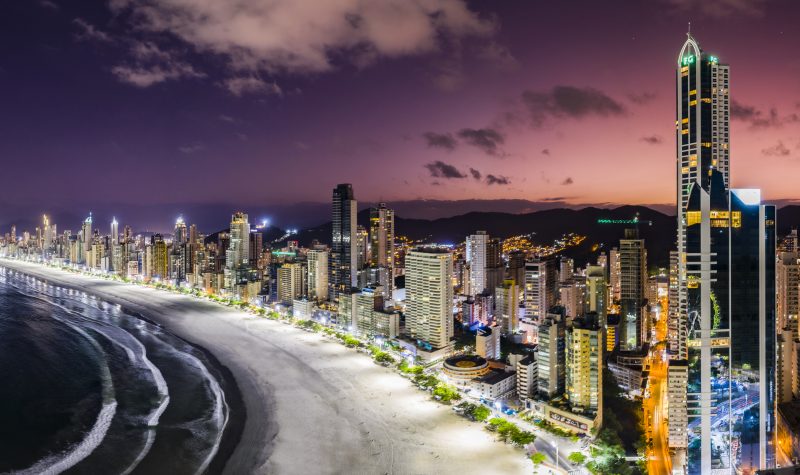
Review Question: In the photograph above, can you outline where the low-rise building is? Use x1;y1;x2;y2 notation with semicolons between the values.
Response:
442;354;490;387
473;369;516;401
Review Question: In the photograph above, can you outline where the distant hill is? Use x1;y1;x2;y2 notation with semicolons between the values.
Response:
293;206;676;268
290;204;800;269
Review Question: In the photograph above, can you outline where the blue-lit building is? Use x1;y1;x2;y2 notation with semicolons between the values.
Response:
672;32;777;474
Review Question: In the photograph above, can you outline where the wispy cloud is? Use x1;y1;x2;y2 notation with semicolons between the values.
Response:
112;41;204;87
222;76;282;97
178;143;205;154
520;86;626;127
561;177;574;185
486;174;510;185
425;161;466;179
640;135;663;145
457;128;505;156
423;132;458;151
663;0;766;18
762;141;790;157
73;18;113;43
731;100;799;129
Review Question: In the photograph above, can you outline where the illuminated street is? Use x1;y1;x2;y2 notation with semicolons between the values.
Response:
646;298;672;475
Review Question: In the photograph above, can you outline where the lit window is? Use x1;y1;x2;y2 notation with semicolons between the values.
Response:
687;211;701;226
689;89;697;96
690;100;698;106
731;211;742;228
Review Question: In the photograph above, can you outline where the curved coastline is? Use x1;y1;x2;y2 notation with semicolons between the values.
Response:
0;259;531;475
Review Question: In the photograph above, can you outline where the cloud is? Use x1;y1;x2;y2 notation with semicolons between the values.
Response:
108;0;494;77
222;76;282;96
469;168;481;180
628;91;657;105
477;41;518;70
73;18;113;43
178;143;205;154
762;141;790;157
457;128;505;156
521;86;626;127
425;161;466;179
430;59;465;92
640;135;663;145
663;0;766;18
294;141;310;150
219;115;236;123
561;177;574;185
39;1;59;11
731;100;800;129
541;148;550;155
112;41;204;87
423;132;458;151
485;174;510;185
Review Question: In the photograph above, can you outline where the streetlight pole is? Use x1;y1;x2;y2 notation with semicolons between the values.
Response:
551;440;559;469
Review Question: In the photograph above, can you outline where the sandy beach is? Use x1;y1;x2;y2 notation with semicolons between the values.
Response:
1;259;530;475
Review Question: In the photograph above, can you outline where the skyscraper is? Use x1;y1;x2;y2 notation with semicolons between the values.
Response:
466;231;489;296
671;33;776;474
523;257;557;322
619;228;647;350
369;202;395;299
566;313;603;418
225;212;250;294
110;217;119;246
307;249;329;302
330;184;357;302
405;247;454;350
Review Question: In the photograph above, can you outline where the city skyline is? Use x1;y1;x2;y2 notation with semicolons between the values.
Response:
2;4;800;475
2;1;800;226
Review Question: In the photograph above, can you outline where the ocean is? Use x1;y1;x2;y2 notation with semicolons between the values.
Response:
0;268;233;474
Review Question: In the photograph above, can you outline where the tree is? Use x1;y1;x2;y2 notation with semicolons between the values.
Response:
530;452;546;465
510;430;535;447
432;382;461;403
471;405;491;422
567;452;587;464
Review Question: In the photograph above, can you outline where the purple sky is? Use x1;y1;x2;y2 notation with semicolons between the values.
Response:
1;0;799;231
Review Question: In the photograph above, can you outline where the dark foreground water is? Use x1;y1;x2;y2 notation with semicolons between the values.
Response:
0;268;235;474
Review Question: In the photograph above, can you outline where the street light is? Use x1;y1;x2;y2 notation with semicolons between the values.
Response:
550;440;560;469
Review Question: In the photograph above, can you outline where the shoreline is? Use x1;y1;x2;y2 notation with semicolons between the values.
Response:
1;259;531;474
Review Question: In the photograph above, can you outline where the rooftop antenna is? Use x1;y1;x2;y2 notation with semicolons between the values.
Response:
687;20;692;37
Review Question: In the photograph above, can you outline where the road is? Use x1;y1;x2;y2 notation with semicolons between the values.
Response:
646;298;673;475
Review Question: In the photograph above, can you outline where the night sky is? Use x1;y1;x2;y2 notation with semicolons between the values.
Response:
1;0;799;231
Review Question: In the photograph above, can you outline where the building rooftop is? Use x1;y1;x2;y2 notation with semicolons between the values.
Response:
475;369;515;385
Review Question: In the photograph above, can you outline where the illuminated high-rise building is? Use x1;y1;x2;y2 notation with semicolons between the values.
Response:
81;213;92;253
619;228;647;350
42;215;52;251
110;217;119;246
405;247;454;350
277;263;305;303
369;203;395;299
307;249;329;302
329;184;357;302
174;216;187;245
672;33;776;474
566;313;602;418
224;212;251;294
466;231;489;296
523;257;557;322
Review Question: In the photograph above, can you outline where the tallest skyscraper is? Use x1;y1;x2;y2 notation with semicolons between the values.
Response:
669;32;776;474
330;184;357;303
